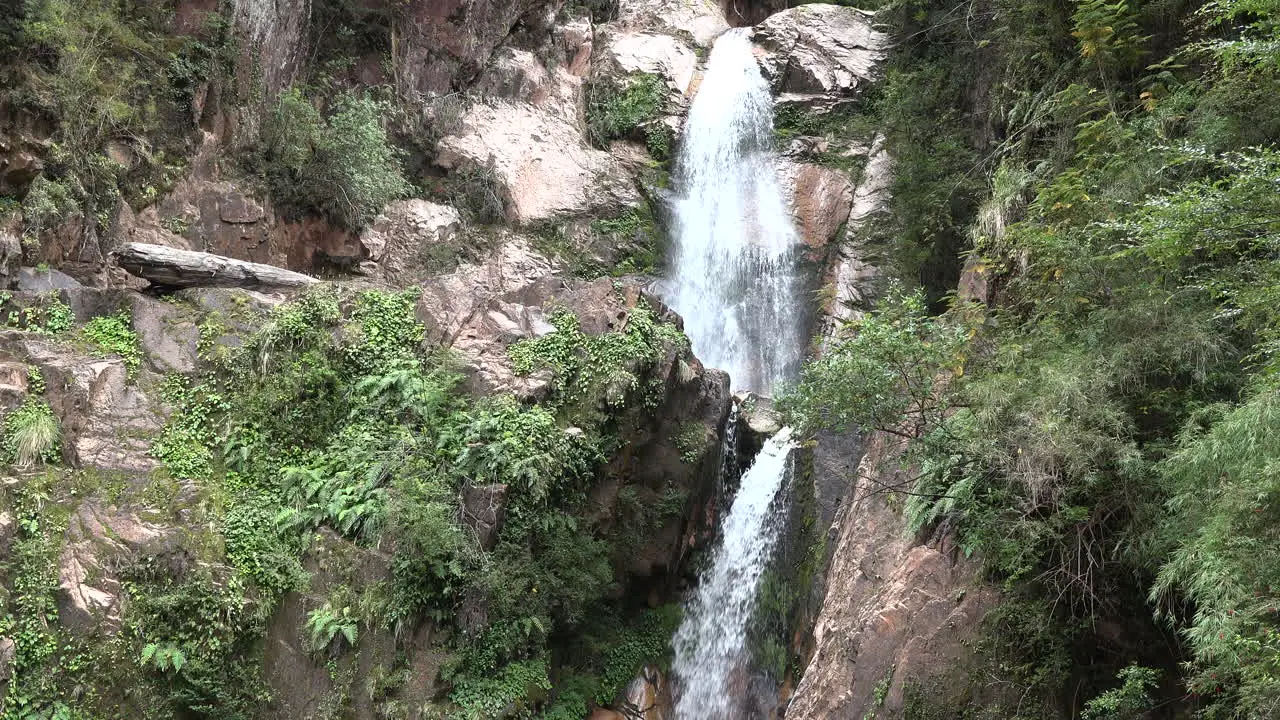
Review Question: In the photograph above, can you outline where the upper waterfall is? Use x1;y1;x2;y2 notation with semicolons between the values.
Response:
663;27;804;395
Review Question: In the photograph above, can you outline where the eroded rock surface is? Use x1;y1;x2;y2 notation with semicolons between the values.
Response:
435;102;641;224
788;432;1000;720
754;5;887;111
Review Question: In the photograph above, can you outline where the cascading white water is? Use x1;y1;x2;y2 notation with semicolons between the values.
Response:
671;429;797;719
665;27;803;720
663;28;804;396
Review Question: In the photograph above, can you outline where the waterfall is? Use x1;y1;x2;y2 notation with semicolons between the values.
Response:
672;429;797;718
665;27;803;720
663;28;804;396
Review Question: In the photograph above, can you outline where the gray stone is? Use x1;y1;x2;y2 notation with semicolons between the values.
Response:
15;266;84;292
754;5;887;110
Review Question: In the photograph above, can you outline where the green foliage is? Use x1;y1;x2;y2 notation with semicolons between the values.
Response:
509;301;687;416
3;399;61;467
140;643;188;673
82;311;142;375
1152;382;1280;713
449;657;551;720
8;0;216;231
782;284;968;437
1081;665;1160;719
260;88;412;228
2;292;75;335
793;0;1280;712
305;603;359;653
123;562;273;718
586;74;667;149
593;605;681;705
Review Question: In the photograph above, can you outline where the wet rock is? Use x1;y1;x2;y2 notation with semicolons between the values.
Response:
777;160;855;250
435;102;641;224
753;5;887;111
601;665;674;720
737;393;782;436
787;432;1001;719
461;484;509;551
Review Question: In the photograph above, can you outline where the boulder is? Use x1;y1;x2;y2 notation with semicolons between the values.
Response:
613;0;729;48
359;200;463;283
415;238;559;397
461;483;509;551
128;294;200;374
600;31;699;96
753;5;887;111
435;102;641;224
777;160;855;250
15;267;83;292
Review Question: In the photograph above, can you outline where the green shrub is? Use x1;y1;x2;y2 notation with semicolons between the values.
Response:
586;74;666;148
82;311;142;375
261;89;412;228
3;399;61;467
1081;665;1159;720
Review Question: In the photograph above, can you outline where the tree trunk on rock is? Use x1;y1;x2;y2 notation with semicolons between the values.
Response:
113;243;318;290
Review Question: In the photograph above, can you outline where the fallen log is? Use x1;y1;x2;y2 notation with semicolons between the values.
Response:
114;243;319;290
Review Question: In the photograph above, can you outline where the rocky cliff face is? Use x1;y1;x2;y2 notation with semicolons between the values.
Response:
0;0;1005;717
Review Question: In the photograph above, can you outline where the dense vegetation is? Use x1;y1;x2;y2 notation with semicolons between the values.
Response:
0;286;699;718
787;0;1280;715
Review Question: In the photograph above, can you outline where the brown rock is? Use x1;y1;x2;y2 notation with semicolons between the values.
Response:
787;432;1001;720
57;502;176;635
398;0;550;95
777;160;854;250
435;102;641;224
218;189;265;224
820;135;888;352
359;200;462;283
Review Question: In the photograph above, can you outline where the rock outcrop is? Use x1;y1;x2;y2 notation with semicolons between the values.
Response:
787;433;1001;720
754;5;887;111
435;101;642;224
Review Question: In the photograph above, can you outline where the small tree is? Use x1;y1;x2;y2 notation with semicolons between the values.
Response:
261;89;412;229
